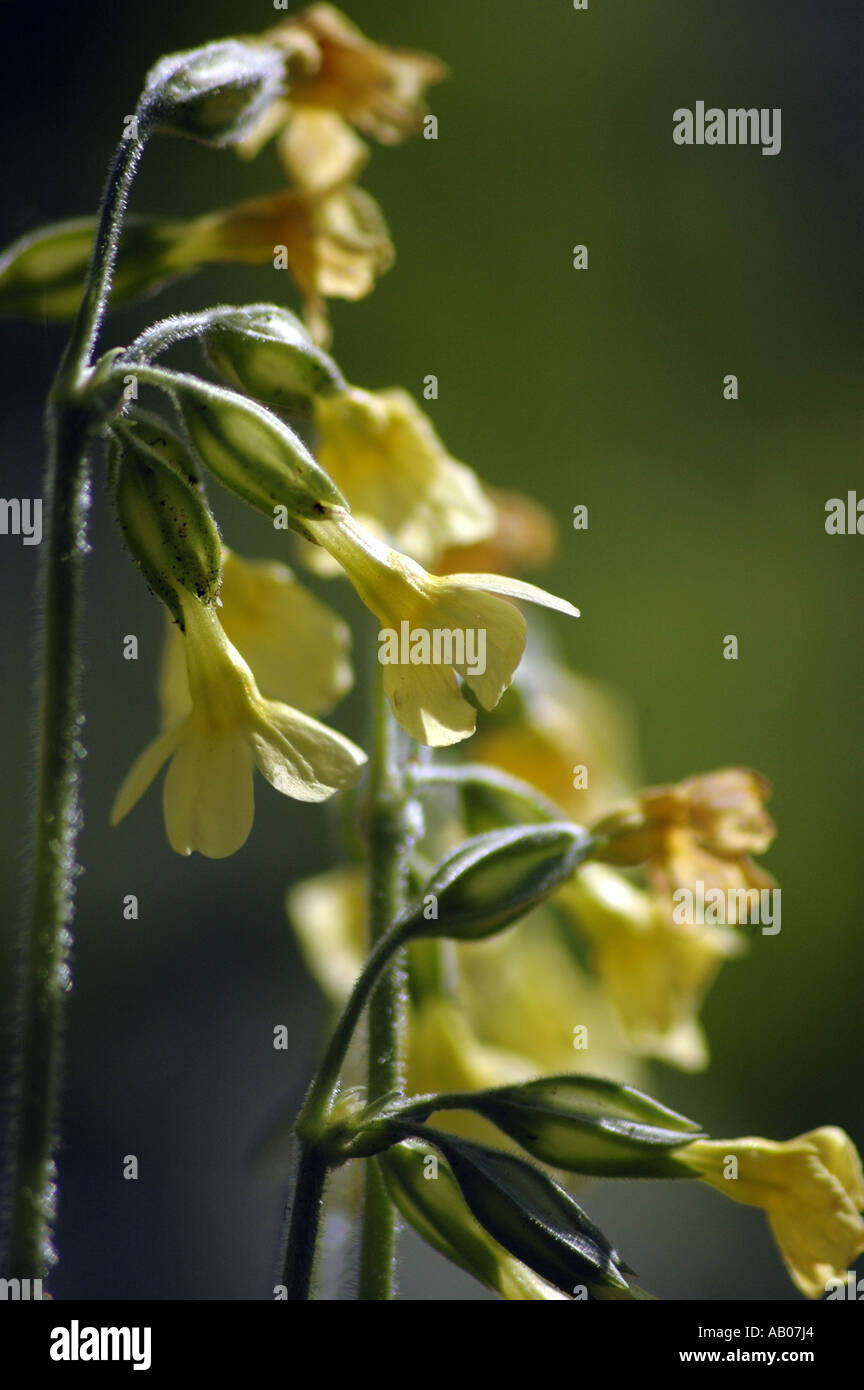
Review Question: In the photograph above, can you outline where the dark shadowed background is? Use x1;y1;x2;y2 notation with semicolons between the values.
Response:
0;0;861;1299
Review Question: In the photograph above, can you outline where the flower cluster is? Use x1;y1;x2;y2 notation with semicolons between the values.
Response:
19;4;852;1304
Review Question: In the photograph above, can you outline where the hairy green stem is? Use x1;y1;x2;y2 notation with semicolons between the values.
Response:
299;920;406;1130
281;670;412;1301
358;663;410;1300
3;404;90;1280
61;122;150;379
2;117;150;1282
281;1142;328;1301
279;913;405;1302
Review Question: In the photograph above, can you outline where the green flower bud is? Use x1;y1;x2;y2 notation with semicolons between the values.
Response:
401;1127;641;1299
117;407;205;488
108;416;222;624
142;40;285;147
437;1076;705;1178
168;373;345;539
0;216;193;322
201;305;346;415
399;822;593;942
380;1140;570;1300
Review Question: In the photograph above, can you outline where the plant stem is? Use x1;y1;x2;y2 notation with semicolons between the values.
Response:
280;670;412;1300
2;118;150;1282
358;662;409;1300
279;915;406;1300
4;403;90;1280
281;1142;328;1301
62;124;149;379
299;919;406;1126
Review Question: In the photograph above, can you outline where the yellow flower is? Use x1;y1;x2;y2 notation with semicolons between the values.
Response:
198;185;394;345
680;1130;864;1299
309;386;495;567
268;5;447;144
560;864;745;1071
596;768;776;889
306;508;579;746
112;592;366;858
159;547;353;725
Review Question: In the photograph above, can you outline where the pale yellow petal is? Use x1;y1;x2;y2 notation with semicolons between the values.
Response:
158;618;192;729
277;108;369;191
448;570;580;619
807;1128;864;1211
111;725;182;827
220;550;353;714
381;656;476;747
314;387;494;565
682;1133;864;1299
250;701;366;801
438;588;527;712
163;725;255;858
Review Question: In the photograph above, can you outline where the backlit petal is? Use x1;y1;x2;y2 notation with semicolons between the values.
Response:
163;724;255;858
111;725;183;826
250;700;366;801
381;657;476;747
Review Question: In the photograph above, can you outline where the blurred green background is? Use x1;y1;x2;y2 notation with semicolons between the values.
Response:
0;0;861;1299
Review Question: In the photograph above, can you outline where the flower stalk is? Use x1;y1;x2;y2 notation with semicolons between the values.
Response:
4;403;90;1279
357;660;411;1298
3;103;153;1284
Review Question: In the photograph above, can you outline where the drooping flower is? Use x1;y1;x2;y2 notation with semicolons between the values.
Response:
267;4;447;144
112;591;366;858
308;386;495;567
679;1129;864;1299
560;864;745;1071
159;546;352;725
197;185;394;344
593;767;777;910
236;7;446;192
306;508;579;746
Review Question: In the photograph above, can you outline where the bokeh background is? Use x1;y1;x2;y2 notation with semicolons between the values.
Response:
0;0;861;1299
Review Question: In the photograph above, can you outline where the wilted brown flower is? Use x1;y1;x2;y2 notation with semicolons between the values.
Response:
593;767;777;905
270;4;447;143
201;185;394;343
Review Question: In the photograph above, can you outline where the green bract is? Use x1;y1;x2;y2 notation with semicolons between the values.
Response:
397;1126;642;1299
399;822;593;942
0;217;196;321
108;416;222;624
201;305;346;414
412;1076;705;1177
380;1140;567;1300
143;40;285;147
158;371;346;538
